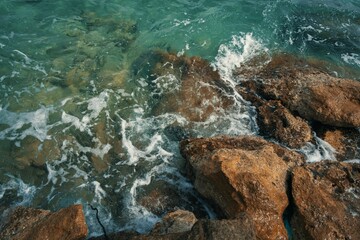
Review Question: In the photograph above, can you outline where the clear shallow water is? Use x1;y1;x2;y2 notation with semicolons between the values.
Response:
0;0;359;237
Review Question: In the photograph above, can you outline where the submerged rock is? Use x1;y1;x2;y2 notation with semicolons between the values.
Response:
239;54;360;128
11;136;61;168
180;136;305;240
137;180;209;218
138;182;185;216
91;212;255;240
0;204;88;240
47;11;137;94
291;161;360;240
132;51;233;122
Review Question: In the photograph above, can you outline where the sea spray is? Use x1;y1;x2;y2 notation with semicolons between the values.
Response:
213;33;269;85
301;135;337;162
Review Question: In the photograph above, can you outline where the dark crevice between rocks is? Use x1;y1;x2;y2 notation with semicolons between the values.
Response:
283;173;295;240
89;204;109;240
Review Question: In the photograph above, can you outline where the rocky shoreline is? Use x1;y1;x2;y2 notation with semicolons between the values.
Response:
1;53;359;239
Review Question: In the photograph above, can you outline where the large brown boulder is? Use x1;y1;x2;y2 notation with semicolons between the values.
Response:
0;204;88;240
243;54;360;128
180;136;305;239
291;161;360;239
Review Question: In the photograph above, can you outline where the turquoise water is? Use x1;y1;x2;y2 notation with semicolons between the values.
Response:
0;0;359;237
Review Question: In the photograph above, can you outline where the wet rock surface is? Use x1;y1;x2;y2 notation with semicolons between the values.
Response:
257;100;312;148
0;204;88;240
237;77;312;148
180;135;305;240
137;180;209;218
138;184;183;216
315;125;360;161
291;161;360;240
184;216;256;240
151;210;197;235
91;212;255;240
237;54;360;128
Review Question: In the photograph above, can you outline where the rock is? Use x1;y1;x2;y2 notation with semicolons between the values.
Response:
237;80;312;149
315;125;360;161
185;216;256;240
11;136;61;168
291;161;360;240
180;136;305;239
91;121;122;172
48;10;137;96
89;231;182;240
257;100;312;148
164;124;192;142
138;182;184;216
137;180;209;218
132;51;233;122
151;210;197;235
245;54;360;127
0;204;88;240
0;207;50;238
90;213;255;240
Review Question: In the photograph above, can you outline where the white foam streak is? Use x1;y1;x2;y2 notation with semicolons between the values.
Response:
61;111;88;132
0;175;36;205
92;181;107;201
13;49;32;65
61;97;72;106
121;118;139;165
46;162;69;186
145;134;163;153
301;136;337;162
88;91;109;119
346;187;359;199
0;107;50;141
207;33;267;136
120;117;170;165
126;166;161;232
61;91;109;132
152;74;180;96
46;163;58;185
75;141;112;160
71;165;89;180
341;53;360;67
344;159;360;164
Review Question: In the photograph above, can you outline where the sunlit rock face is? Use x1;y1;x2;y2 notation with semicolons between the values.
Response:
180;135;305;240
236;54;360;128
0;204;88;240
291;162;360;240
